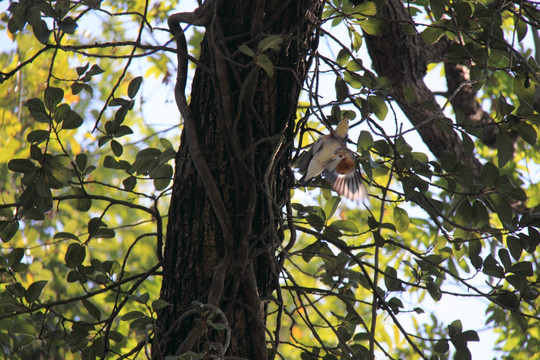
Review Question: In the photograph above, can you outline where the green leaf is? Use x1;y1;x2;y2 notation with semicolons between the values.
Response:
130;317;153;333
8;159;36;173
301;241;323;263
75;154;87;171
208;320;227;331
62;110;84;129
514;77;535;105
24;280;47;303
109;98;130;107
58;17;78;34
335;76;349;101
54;103;71;123
344;70;364;89
368;96;387;120
73;187;92;212
421;25;444;44
481;162;499;188
461;132;474;154
482;254;504;278
511;311;528;332
497;95;515;116
123;176;137;191
108;331;124;343
430;0;446;20
358;130;373;152
0;221;19;243
372;231;385;246
94;274;109;285
238;45;255;57
330;219;358;233
25;98;49;122
448;319;463;336
507;235;522;260
454;2;472;26
87;64;105;76
471;201;489;228
76;63;89;76
7;248;24;267
131;148;161;174
103;155;122;169
455;329;479;343
255;53;275;77
8;3;26;33
65;243;86;268
455;199;472;227
98;136;111;147
434;340;449;353
453;348;472;360
111;140;123;157
393;206;409;233
115;125;133;137
6;282;25;297
152;299;171;312
336;48;350;66
44;87;64;111
426;281;442;301
122;310;145;321
128;76;143;99
93;227;115;239
32;19;51;44
508;261;533;277
487;193;513;225
384;266;403;291
468;239;482;270
135;292;150;304
402;86;417;104
515;16;528;42
496;291;520;309
353;1;377;17
360;18;385;35
496;131;514;168
306;214;325;232
54;232;79;241
324;196;341;219
152;164;173;191
336;325;352;341
257;35;282;52
71;82;93;96
159;138;173;149
498;248;511;270
515;122;537;145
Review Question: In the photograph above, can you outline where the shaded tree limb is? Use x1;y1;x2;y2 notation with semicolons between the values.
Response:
364;0;483;176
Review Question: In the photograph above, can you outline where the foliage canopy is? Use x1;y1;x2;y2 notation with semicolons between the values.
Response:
1;0;540;359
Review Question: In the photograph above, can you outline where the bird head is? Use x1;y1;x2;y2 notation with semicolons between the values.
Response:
333;117;349;141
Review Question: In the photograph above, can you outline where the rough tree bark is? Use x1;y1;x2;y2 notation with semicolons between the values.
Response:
153;1;322;359
363;0;484;176
363;0;531;214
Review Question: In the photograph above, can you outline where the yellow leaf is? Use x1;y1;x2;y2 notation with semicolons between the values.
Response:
291;325;303;340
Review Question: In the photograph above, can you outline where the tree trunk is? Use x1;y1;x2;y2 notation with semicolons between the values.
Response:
363;0;483;175
154;1;322;358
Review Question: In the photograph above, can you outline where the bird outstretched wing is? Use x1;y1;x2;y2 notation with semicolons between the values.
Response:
295;118;366;200
323;148;365;200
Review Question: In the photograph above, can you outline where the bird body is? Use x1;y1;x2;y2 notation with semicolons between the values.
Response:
297;118;366;201
300;134;343;182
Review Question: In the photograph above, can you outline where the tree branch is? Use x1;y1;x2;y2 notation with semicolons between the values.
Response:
363;0;483;176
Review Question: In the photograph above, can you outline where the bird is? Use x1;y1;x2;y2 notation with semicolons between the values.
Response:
296;118;366;201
